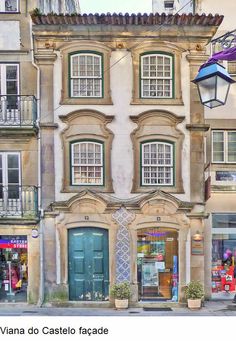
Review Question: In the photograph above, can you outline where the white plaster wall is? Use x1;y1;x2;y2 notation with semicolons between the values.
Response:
54;49;191;202
0;21;20;50
197;1;235;31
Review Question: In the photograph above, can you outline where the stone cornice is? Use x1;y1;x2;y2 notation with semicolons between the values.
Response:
0;49;29;55
34;52;57;64
186;53;209;64
186;124;210;131
39;122;58;129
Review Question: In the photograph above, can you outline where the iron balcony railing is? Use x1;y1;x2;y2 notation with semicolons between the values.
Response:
0;186;38;218
0;95;37;127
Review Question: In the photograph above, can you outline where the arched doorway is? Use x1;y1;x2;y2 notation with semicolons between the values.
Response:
137;227;178;301
68;227;109;301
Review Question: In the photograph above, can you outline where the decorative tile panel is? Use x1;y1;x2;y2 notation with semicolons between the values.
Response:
112;207;135;283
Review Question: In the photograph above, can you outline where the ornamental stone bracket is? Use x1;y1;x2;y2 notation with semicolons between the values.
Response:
112;206;135;283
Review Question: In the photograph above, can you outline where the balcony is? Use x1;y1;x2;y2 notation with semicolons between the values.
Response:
0;95;37;128
0;186;38;219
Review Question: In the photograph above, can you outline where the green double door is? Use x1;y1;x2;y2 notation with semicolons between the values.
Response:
68;227;109;301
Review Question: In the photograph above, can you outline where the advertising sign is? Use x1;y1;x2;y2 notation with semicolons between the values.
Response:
0;239;27;249
191;238;204;255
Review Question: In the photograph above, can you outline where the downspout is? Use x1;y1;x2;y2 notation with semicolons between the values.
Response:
29;6;44;307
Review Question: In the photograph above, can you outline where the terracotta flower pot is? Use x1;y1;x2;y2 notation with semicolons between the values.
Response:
115;299;129;309
187;298;202;310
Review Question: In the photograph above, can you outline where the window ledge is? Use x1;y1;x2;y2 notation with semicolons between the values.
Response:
131;186;184;194
61;186;114;193
130;98;184;105
60;97;113;105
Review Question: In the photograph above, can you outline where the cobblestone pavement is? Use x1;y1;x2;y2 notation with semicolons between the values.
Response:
0;300;236;316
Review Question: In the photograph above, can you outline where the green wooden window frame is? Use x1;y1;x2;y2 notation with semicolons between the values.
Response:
140;52;174;99
70;140;104;186
140;140;175;186
69;51;104;98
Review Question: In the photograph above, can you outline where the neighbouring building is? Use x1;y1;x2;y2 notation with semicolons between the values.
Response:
0;0;39;303
31;0;224;305
195;0;236;300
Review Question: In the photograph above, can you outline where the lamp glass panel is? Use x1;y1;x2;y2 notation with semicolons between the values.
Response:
197;76;217;104
216;76;231;103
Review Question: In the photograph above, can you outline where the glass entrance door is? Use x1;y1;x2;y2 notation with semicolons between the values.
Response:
137;228;178;301
0;236;28;302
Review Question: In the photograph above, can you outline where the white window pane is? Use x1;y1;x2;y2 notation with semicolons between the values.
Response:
213;131;224;142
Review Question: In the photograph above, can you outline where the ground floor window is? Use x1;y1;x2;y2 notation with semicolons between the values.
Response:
212;214;236;296
0;235;28;302
137;228;178;301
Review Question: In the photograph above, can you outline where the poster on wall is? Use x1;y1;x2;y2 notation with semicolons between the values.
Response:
191;238;204;255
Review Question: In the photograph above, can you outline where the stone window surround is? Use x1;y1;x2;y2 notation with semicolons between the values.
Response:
59;109;114;193
60;41;112;105
131;42;184;105
130;110;185;193
69;51;103;98
141;140;174;186
70;140;104;186
140;52;173;99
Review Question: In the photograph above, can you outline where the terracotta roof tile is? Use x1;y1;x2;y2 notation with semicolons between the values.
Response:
31;12;224;26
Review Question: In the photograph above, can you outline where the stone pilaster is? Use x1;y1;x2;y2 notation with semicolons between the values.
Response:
35;52;57;209
186;52;209;203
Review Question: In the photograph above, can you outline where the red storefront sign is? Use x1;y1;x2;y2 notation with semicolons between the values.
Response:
0;239;27;249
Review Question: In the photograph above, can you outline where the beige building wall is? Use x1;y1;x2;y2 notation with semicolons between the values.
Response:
0;0;39;304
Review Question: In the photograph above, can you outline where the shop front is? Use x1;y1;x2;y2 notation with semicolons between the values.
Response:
211;214;236;299
137;227;178;301
0;235;28;302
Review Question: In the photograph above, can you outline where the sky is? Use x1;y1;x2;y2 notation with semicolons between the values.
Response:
79;0;153;14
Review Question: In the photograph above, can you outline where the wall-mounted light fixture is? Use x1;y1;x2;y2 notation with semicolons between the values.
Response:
193;230;203;241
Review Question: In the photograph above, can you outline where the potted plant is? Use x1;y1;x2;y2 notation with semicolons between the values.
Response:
185;280;204;310
110;282;131;309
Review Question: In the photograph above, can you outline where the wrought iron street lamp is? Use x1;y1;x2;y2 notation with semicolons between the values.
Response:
192;62;235;109
193;29;236;108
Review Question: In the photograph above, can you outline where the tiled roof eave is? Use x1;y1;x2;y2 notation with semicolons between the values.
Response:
31;12;224;27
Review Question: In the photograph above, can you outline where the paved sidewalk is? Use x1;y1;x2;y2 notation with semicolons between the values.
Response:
0;300;236;316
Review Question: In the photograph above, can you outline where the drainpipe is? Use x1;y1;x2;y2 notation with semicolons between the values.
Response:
29;6;44;307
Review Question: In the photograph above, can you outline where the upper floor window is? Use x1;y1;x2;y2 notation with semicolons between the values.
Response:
71;141;103;185
0;64;19;97
141;141;174;185
0;0;19;12
140;53;173;98
212;131;236;163
70;52;102;98
164;1;174;9
0;63;19;116
0;152;20;201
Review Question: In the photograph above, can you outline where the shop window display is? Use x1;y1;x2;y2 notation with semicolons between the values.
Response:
212;238;236;294
137;228;178;301
211;214;236;297
0;236;28;302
